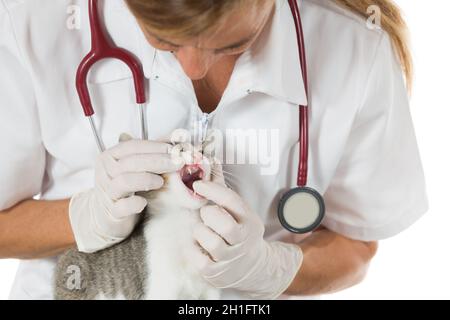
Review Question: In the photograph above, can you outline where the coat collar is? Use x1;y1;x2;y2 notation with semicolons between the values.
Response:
237;0;308;106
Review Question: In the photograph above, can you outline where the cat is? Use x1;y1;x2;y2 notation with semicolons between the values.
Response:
54;136;221;300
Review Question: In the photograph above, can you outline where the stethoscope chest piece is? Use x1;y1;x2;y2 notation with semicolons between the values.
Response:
278;187;325;234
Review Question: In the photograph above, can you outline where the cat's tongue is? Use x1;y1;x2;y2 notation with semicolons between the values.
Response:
180;165;204;192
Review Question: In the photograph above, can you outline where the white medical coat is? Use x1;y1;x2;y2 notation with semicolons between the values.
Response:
0;0;428;299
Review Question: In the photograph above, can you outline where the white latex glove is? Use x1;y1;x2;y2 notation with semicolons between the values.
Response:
191;181;304;300
69;138;184;253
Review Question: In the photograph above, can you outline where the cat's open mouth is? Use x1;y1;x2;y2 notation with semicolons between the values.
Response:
180;164;204;193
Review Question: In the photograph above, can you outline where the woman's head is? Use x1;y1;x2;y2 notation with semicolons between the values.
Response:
126;0;412;89
126;0;275;80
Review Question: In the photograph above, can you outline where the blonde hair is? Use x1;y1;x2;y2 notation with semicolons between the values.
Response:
333;0;412;90
126;0;412;89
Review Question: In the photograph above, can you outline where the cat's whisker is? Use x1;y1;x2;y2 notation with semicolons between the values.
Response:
210;171;227;181
210;172;234;189
219;169;240;178
219;172;240;183
211;169;240;183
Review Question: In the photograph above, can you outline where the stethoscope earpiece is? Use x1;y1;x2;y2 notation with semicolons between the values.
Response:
278;187;325;234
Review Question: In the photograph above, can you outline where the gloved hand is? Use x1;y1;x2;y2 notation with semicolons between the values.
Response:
191;181;304;300
69;136;184;253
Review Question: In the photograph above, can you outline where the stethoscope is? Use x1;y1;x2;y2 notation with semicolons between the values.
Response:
76;0;325;234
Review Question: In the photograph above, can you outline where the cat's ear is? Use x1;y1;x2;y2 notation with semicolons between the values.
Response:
119;133;134;143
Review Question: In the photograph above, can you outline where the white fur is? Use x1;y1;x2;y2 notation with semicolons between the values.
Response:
143;148;221;300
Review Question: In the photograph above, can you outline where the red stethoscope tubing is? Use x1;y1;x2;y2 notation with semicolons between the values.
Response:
288;0;309;188
76;0;146;118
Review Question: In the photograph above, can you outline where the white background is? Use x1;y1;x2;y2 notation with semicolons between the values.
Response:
1;1;449;299
329;0;450;299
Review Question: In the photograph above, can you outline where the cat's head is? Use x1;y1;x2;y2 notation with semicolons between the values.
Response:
157;142;214;210
119;133;222;211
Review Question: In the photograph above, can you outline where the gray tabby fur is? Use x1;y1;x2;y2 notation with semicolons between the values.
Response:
54;213;150;300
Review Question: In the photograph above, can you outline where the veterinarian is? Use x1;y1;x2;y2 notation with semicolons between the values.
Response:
0;0;428;300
